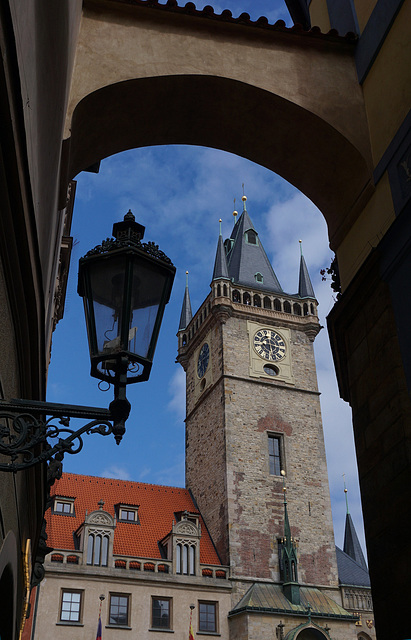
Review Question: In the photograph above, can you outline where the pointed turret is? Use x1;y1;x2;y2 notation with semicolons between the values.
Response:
178;271;192;331
280;471;300;605
298;241;315;299
343;482;367;570
226;195;283;293
212;219;229;281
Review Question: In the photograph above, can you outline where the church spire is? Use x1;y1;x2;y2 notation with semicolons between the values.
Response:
178;271;192;331
281;471;300;604
342;478;367;570
225;193;283;294
212;219;229;281
298;240;315;299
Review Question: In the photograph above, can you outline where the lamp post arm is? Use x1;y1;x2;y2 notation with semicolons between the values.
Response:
0;398;126;478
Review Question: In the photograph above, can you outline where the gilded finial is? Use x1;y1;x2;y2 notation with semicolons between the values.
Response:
219;219;222;236
343;473;349;514
299;239;303;257
233;198;238;221
185;270;189;287
242;183;247;211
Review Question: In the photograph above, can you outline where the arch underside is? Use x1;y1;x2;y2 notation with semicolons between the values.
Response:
65;75;372;248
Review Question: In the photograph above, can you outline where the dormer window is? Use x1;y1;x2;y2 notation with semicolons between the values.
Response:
255;272;263;284
77;502;116;567
245;229;258;245
53;497;75;515
116;504;139;523
161;511;201;576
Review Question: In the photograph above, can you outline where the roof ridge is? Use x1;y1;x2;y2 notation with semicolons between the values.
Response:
59;472;186;491
106;0;358;43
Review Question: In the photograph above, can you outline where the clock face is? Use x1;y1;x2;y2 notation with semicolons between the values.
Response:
197;343;210;378
253;329;286;362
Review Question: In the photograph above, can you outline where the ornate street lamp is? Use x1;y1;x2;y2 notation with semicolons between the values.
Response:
0;210;175;474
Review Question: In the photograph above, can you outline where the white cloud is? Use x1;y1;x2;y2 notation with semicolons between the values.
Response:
167;368;186;424
99;465;132;481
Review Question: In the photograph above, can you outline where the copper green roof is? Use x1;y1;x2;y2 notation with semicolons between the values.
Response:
229;583;356;621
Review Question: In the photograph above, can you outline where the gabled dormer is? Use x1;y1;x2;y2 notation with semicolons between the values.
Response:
161;511;201;576
76;499;116;567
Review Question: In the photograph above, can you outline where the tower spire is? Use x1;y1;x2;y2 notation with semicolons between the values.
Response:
342;479;367;570
281;471;300;604
212;219;229;281
178;271;192;331
298;240;315;299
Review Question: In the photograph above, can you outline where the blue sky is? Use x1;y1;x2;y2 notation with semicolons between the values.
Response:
48;1;367;557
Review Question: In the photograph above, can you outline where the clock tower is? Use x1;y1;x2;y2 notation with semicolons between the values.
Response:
177;196;339;608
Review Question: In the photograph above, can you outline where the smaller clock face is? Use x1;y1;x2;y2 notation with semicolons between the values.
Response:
253;329;286;362
197;343;210;378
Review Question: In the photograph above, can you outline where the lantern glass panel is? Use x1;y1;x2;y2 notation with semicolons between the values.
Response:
88;256;127;356
129;262;169;359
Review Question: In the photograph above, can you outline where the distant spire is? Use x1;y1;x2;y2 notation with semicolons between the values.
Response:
298;241;315;298
281;471;300;604
212;219;229;281
343;473;349;514
343;480;367;570
178;271;192;331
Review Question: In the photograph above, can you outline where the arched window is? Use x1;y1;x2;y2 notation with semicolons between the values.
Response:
293;303;302;316
264;296;272;309
303;303;309;316
310;303;315;315
245;229;258;245
284;301;291;314
176;543;196;575
253;295;261;307
223;284;227;297
274;298;282;311
243;292;251;305
87;532;109;566
232;290;240;302
182;334;187;346
217;284;221;297
255;272;263;284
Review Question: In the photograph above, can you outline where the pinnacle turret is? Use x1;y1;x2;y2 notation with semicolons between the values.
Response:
178;271;192;331
212;219;229;281
298;241;315;299
281;471;300;605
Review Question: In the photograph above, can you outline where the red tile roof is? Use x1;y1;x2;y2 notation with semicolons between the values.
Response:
46;473;221;565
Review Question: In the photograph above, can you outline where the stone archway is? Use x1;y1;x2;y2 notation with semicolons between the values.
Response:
63;74;371;250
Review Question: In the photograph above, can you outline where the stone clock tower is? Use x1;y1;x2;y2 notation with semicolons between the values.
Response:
177;197;348;635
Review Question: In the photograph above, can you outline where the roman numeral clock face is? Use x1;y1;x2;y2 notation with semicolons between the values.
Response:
197;342;210;378
253;329;286;362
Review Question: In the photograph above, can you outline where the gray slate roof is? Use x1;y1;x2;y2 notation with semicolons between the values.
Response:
336;545;371;587
226;208;283;293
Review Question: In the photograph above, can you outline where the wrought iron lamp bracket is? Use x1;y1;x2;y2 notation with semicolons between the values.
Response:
0;398;127;483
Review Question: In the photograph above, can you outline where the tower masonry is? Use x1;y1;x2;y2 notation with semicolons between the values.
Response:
177;199;339;607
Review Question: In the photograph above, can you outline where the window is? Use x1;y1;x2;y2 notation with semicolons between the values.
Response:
152;597;171;629
109;594;129;626
245;229;258;245
255;272;263;283
176;543;196;575
60;590;82;623
268;435;282;476
54;498;74;515
199;601;217;633
119;508;138;522
87;532;109;566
